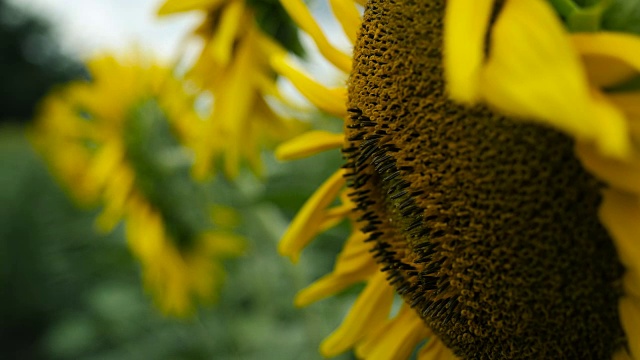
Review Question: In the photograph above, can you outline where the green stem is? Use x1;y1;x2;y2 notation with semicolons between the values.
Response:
548;0;612;32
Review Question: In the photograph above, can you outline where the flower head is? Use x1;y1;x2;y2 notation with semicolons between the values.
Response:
31;54;245;316
158;0;305;179
277;0;640;358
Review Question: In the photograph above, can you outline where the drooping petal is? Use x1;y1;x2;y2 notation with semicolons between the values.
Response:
619;296;640;360
606;92;640;136
572;32;640;73
320;270;395;357
355;304;432;360
443;0;495;103
329;0;361;45
211;29;258;178
279;169;346;262
599;189;640;359
295;230;376;306
269;54;348;117
613;348;634;360
599;190;640;275
208;0;246;66
480;0;630;158
278;0;352;72
96;165;135;232
572;32;640;88
576;141;640;195
157;0;226;14
417;336;459;360
276;130;344;160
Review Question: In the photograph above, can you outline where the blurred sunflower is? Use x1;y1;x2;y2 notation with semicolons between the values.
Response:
31;54;245;316
157;0;306;180
277;0;640;358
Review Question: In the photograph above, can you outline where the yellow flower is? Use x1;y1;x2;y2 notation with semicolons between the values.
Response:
31;54;245;316
277;0;640;358
158;0;304;179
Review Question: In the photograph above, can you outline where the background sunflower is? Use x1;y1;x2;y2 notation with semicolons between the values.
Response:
0;0;356;358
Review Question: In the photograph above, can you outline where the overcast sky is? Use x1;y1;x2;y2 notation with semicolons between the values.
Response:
8;0;353;93
9;0;201;60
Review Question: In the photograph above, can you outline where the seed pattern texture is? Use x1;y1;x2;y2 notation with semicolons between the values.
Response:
344;0;627;358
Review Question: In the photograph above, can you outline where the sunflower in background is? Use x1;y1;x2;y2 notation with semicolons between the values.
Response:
277;0;640;358
157;0;307;180
31;54;245;316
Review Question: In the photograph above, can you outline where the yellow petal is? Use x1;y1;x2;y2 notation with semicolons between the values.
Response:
443;0;495;103
598;189;640;356
270;55;348;117
157;0;226;14
85;142;124;195
295;231;376;306
576;141;640;195
329;0;361;45
599;190;640;276
320;271;395;357
212;30;257;178
480;0;629;158
209;0;245;66
573;32;640;88
201;232;246;257
623;271;640;300
356;305;432;360
580;54;638;89
96;166;135;232
318;202;354;231
418;336;459;360
613;348;634;360
275;130;344;160
619;296;640;360
572;32;640;75
606;92;640;137
278;0;352;72
279;169;346;263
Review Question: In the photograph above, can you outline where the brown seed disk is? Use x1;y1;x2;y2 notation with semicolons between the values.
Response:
344;0;627;358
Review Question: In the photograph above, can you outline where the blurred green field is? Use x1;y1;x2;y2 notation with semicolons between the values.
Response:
0;126;357;360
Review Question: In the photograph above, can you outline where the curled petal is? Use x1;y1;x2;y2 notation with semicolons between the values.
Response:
295;231;375;306
576;141;640;195
320;271;395;357
444;0;495;103
480;0;630;158
356;304;432;360
279;0;352;72
417;336;459;360
279;169;346;262
276;131;344;160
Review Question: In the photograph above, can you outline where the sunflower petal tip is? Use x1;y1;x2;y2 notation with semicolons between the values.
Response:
319;337;342;358
274;145;289;161
277;245;300;264
293;291;310;308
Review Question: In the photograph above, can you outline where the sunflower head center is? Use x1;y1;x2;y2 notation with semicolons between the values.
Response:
344;0;626;358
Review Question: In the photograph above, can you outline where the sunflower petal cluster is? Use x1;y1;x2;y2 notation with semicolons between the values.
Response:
158;0;305;179
274;0;640;359
446;1;640;357
31;54;245;316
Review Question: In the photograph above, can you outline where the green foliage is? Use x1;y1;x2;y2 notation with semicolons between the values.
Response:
548;0;640;33
0;0;81;123
125;99;216;249
248;0;305;56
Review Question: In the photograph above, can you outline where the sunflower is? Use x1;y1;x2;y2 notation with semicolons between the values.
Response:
157;0;305;180
31;54;245;316
277;0;640;358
